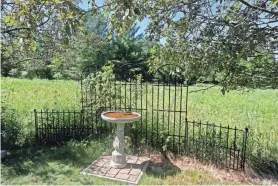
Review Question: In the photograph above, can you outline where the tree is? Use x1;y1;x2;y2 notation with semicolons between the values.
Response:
49;16;154;80
49;32;108;80
109;26;154;80
84;12;109;39
48;12;111;80
103;0;278;89
1;0;89;77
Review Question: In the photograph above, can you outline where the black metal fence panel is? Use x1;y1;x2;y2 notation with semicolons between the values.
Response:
34;110;84;144
34;109;116;144
34;64;248;170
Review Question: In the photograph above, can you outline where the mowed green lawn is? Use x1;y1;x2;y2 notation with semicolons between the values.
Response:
1;78;81;132
1;77;278;182
2;140;240;185
2;78;278;151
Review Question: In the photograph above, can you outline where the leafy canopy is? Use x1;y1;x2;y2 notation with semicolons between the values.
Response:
103;0;278;89
1;0;89;76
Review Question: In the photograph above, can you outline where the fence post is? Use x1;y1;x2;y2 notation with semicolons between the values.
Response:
184;118;188;155
233;126;237;169
242;128;249;170
73;110;76;139
81;109;84;138
34;109;38;144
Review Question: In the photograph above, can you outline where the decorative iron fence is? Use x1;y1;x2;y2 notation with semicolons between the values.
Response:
34;63;249;170
34;109;116;144
34;109;248;170
161;120;248;170
34;109;85;144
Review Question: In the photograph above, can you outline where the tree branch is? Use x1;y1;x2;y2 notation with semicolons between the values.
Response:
188;84;218;93
2;15;50;34
2;27;31;34
14;57;42;65
238;0;278;16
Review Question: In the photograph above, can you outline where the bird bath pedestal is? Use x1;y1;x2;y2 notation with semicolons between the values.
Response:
101;111;141;169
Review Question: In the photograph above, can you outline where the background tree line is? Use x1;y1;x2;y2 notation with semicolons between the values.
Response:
1;3;154;81
1;0;278;89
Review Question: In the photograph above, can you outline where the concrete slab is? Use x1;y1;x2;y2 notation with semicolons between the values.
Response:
81;155;150;184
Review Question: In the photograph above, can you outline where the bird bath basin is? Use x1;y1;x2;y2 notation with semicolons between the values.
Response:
101;111;141;168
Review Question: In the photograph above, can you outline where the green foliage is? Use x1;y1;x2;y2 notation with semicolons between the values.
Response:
1;0;90;77
233;54;278;89
109;26;155;80
1;78;80;147
105;0;278;90
149;44;278;88
2;10;154;81
48;12;112;80
49;16;155;81
50;33;108;80
1;109;25;149
82;64;119;111
84;12;109;39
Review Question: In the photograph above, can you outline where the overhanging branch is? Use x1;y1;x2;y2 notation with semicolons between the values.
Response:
14;57;42;65
238;0;278;16
2;27;31;34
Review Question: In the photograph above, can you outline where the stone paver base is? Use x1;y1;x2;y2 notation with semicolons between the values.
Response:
81;156;150;184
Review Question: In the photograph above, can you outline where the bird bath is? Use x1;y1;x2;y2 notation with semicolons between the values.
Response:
101;111;141;168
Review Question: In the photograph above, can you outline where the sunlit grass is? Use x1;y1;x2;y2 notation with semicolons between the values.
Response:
2;78;278;176
1;140;239;185
1;140;120;185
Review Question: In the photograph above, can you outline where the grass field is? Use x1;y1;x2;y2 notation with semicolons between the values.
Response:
1;139;248;185
1;77;278;178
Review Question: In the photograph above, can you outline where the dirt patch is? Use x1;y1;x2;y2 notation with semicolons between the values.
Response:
103;112;139;119
138;147;278;185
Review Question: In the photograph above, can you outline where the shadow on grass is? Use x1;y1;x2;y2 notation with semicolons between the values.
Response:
1;139;113;184
145;158;181;178
249;155;278;180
